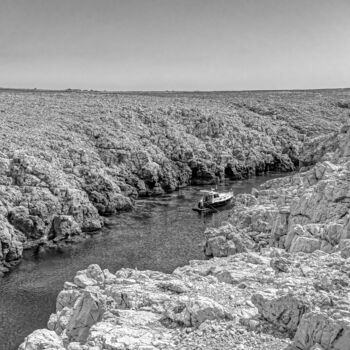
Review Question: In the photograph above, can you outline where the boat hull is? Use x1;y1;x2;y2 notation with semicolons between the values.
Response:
192;207;215;214
204;196;232;208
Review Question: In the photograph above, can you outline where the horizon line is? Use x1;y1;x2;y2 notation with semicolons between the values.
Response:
0;86;350;94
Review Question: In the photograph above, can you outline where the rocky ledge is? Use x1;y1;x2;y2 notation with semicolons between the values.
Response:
1;89;349;274
18;250;350;350
204;120;350;259
18;115;350;348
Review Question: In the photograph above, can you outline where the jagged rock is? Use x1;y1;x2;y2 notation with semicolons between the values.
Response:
50;215;82;241
203;223;251;257
74;264;105;288
270;256;292;273
8;206;46;239
164;296;230;327
291;311;350;350
66;288;106;342
56;288;81;312
156;279;190;293
18;329;65;350
48;306;73;335
17;247;350;350
340;239;350;259
87;318;169;350
252;291;310;333
0;219;23;273
67;343;84;350
290;236;321;254
106;283;171;311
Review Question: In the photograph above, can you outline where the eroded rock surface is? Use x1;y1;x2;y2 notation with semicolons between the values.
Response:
204;123;350;260
18;247;350;350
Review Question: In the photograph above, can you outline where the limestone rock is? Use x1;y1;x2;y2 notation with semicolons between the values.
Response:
50;215;82;241
66;288;106;342
18;329;65;350
270;256;292;273
203;223;251;257
56;288;81;312
0;219;23;273
156;279;190;293
340;239;350;259
290;236;321;254
164;296;230;327
74;264;105;288
252;291;310;333
292;311;350;350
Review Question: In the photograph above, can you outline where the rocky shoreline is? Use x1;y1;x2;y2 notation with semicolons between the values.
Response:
17;96;350;350
1;89;349;275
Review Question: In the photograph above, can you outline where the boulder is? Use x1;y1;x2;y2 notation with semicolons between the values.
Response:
0;219;23;268
8;206;46;240
74;264;105;288
292;311;350;350
203;224;251;257
56;288;81;312
289;236;321;254
252;291;310;333
50;215;82;241
18;329;65;350
164;296;230;327
66;288;106;342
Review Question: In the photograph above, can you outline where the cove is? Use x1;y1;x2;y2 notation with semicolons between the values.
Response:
0;174;284;350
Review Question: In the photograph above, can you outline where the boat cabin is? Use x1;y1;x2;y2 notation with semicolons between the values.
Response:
203;191;219;203
194;189;234;212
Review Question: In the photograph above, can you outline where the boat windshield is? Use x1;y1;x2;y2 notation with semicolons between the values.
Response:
204;195;212;202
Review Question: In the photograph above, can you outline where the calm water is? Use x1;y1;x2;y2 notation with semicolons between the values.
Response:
0;174;284;350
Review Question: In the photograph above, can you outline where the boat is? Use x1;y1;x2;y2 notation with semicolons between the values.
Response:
192;189;234;213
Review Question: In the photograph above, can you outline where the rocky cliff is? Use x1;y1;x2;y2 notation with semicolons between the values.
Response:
1;89;349;274
17;94;350;349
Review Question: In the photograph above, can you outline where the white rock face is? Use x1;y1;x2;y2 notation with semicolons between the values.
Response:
164;296;230;327
74;264;105;288
292;311;350;350
204;127;350;260
252;291;310;333
18;329;65;350
17;247;350;350
66;288;106;342
18;263;237;349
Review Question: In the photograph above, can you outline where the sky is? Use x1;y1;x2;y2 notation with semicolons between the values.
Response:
0;0;350;91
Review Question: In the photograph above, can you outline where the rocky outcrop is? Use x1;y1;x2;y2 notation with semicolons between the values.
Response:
19;263;237;349
1;89;349;273
65;288;106;342
19;329;65;350
18;247;350;350
203;223;252;257
291;311;350;350
0;219;23;276
252;291;310;334
196;121;350;349
204;122;350;259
